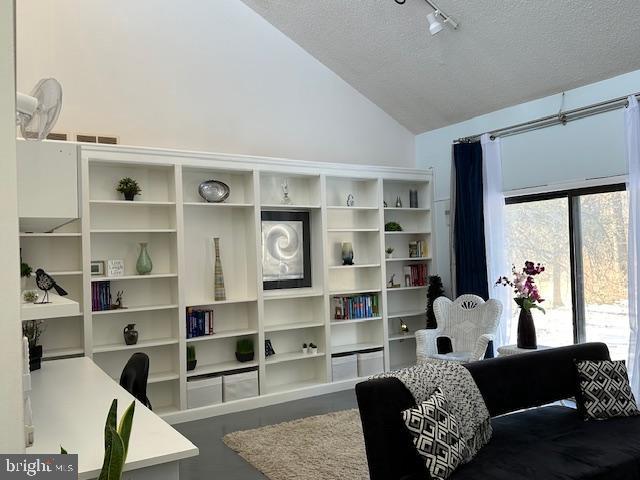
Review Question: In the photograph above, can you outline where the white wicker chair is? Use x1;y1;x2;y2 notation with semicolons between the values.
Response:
416;294;502;363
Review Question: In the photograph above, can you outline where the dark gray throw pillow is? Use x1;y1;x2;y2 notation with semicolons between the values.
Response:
402;387;465;480
575;359;640;420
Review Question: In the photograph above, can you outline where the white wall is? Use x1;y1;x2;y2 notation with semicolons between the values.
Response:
416;69;640;292
16;0;414;167
0;0;26;452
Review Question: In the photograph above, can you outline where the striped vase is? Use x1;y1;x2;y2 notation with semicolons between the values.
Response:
213;237;226;301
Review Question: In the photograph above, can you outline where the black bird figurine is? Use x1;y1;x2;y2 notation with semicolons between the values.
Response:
35;269;68;304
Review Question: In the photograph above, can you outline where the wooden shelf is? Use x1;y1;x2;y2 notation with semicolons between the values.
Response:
90;200;176;206
327;206;378;211
387;286;428;292
186;328;258;342
91;273;178;282
330;316;382;326
21;295;81;321
384;207;429;212
384;231;430;235
332;342;384;355
20;232;81;237
389;333;416;342
329;288;381;296
265;351;325;365
388;310;425;319
263;288;323;300
261;204;321;210
93;338;179;353
187;360;258;378
29;270;83;277
264;321;324;333
90;228;177;234
327;228;379;232
328;264;380;269
386;257;431;262
187;297;257;306
92;304;179;315
183;202;254;208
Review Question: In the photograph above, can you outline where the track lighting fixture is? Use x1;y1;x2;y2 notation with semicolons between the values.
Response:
394;0;459;35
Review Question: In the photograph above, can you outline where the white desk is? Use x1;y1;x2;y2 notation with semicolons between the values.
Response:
27;357;198;480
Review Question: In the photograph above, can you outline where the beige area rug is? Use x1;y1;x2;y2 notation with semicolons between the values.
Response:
223;409;369;480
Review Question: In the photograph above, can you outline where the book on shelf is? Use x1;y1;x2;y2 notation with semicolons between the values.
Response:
186;307;215;339
332;293;379;320
402;264;428;287
92;281;111;311
408;240;428;258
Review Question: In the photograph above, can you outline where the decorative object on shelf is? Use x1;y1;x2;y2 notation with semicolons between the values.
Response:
409;240;427;258
261;211;312;290
388;273;401;289
35;268;68;304
198;179;230;203
111;290;126;310
385;247;394;259
404;266;412;287
107;259;125;277
23;290;39;303
23;320;45;371
302;343;308;354
265;339;276;357
426;275;445;328
346;194;355;207
395;195;403;208
116;177;141;201
123;323;138;345
236;338;255;362
212;237;226;301
399;318;410;334
309;343;318;355
383;200;388;208
187;345;197;371
281;178;292;205
91;260;105;276
334;301;344;320
385;221;403;232
496;261;546;349
341;242;354;266
20;256;32;291
410;189;419;208
136;242;153;275
62;399;136;479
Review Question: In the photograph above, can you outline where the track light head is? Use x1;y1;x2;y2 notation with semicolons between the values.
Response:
427;12;443;35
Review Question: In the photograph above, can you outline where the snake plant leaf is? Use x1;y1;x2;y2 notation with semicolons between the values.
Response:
98;441;111;480
117;401;135;461
98;399;118;480
106;425;125;480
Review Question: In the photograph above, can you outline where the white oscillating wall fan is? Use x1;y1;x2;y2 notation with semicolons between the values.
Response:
16;78;63;140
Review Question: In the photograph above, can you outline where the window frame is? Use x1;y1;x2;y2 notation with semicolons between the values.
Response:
505;183;627;344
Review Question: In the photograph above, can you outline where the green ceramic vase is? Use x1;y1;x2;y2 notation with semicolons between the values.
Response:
136;242;153;275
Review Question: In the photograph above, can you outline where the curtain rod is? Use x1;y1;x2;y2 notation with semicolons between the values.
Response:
455;91;640;143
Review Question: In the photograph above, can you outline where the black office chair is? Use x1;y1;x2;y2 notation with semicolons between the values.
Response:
119;353;152;410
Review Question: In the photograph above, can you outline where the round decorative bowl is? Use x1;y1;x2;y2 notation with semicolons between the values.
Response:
198;180;230;203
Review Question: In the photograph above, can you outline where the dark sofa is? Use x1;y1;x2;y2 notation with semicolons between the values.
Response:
356;343;640;480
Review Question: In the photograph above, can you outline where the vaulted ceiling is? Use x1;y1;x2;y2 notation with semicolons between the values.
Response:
240;0;640;133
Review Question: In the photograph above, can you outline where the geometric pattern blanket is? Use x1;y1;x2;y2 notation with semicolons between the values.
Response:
373;361;492;464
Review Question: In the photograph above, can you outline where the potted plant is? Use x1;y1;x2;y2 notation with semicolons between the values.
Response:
496;261;546;349
309;342;318;355
21;261;32;291
385;247;394;259
426;275;445;329
384;221;403;232
186;345;197;371
235;338;254;362
62;398;135;480
116;177;142;201
22;320;45;371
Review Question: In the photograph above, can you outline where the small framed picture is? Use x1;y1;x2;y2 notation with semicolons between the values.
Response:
91;260;105;276
107;259;125;277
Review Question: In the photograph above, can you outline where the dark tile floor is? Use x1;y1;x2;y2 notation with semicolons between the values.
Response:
175;389;358;480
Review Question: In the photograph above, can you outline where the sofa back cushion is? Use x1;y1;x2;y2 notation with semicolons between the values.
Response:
464;342;610;417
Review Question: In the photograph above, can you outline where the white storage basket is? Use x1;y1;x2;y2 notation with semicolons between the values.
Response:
332;354;358;381
357;350;384;377
222;370;259;402
187;376;223;409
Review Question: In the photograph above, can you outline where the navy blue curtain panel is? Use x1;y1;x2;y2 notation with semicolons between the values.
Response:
452;141;489;300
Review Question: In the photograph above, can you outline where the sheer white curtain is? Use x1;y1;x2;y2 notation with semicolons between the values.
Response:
626;95;640;397
481;134;511;348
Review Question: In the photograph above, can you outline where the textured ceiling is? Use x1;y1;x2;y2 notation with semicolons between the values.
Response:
240;0;640;133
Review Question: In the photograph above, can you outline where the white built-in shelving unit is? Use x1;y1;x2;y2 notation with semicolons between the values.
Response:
20;143;435;423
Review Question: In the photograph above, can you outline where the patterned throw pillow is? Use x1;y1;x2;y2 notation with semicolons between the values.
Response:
576;359;640;420
402;388;465;480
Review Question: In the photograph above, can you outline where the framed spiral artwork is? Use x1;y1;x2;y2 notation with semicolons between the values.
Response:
261;210;312;290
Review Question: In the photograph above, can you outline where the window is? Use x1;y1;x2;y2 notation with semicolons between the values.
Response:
504;185;629;359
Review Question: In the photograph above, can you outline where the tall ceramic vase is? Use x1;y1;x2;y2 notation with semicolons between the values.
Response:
517;308;537;349
136;242;153;275
213;237;226;301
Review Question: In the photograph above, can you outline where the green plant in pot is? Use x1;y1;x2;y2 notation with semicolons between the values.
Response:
385;221;403;232
62;398;135;480
20;261;32;291
22;320;45;371
186;345;197;371
116;177;142;201
235;338;255;362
